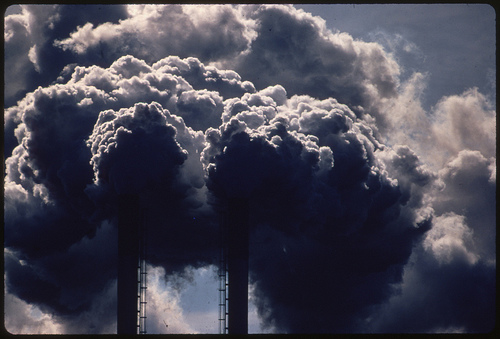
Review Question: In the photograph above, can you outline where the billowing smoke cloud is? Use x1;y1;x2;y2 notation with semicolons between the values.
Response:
50;4;401;128
4;4;495;334
3;5;129;108
230;5;400;120
4;53;250;332
54;5;255;66
202;89;435;332
366;210;495;333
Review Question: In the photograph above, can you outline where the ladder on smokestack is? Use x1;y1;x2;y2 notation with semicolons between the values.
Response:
137;220;147;334
218;223;229;334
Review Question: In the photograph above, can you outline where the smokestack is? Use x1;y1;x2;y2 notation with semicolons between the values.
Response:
117;193;140;334
226;198;249;334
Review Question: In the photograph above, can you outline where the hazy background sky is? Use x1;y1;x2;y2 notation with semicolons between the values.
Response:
4;4;496;334
298;4;496;109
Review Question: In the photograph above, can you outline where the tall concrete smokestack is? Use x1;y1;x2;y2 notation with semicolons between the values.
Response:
226;198;249;334
117;193;140;334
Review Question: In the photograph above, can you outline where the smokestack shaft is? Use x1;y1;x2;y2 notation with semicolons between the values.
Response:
117;194;140;335
226;198;249;334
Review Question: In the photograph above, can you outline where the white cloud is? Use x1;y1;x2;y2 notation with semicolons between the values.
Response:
54;4;254;65
4;11;34;102
433;150;496;263
4;284;62;334
431;87;496;163
145;265;198;334
423;213;478;265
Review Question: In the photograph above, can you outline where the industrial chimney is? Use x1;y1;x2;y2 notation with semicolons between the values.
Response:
117;193;140;334
225;198;249;334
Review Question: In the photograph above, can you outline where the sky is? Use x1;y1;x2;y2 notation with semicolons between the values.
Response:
3;3;496;334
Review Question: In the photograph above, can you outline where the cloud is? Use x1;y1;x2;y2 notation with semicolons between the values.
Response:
54;5;255;65
377;76;496;172
86;102;188;195
4;10;33;104
365;236;495;333
48;4;403;127
434;150;496;263
4;221;118;333
431;88;496;161
423;212;479;265
4;283;62;334
142;265;199;334
363;150;496;334
227;5;400;127
3;5;129;107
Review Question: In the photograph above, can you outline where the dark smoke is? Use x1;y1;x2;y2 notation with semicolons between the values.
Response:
4;53;431;333
4;55;244;332
203;90;433;332
86;101;219;272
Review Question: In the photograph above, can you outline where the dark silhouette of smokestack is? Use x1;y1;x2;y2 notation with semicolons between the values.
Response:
117;193;140;334
226;198;249;334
